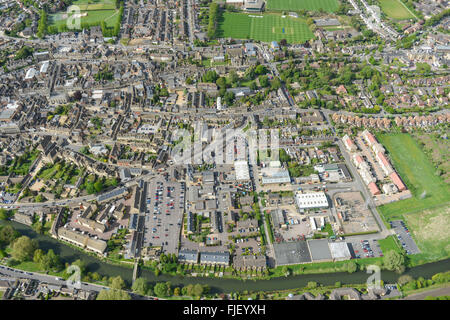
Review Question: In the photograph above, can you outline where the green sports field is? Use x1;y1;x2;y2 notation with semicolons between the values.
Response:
217;13;314;43
377;133;450;219
378;0;415;20
49;0;120;29
266;0;340;13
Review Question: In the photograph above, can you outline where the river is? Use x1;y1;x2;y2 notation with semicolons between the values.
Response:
2;220;449;294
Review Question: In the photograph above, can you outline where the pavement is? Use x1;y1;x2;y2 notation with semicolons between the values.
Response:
390;220;421;255
403;285;450;300
143;177;184;254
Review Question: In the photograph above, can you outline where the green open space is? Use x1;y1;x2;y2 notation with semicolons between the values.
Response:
376;133;450;264
48;0;120;30
217;12;314;44
404;206;450;265
38;160;82;185
379;235;401;254
0;149;40;176
377;133;450;219
378;0;415;20
266;0;340;13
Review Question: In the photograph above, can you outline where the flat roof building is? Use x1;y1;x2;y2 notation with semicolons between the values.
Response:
234;160;250;180
329;242;352;261
308;239;333;262
295;192;329;210
244;0;265;12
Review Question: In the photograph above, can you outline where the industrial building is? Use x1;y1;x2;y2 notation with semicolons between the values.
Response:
295;192;329;210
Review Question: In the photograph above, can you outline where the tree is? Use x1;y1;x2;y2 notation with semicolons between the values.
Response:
279;148;291;163
66;259;86;278
11;236;37;262
282;266;291;276
183;284;194;297
202;70;218;83
207;2;219;39
35;194;47;203
0;225;19;245
345;261;358;273
33;223;44;234
0;209;12;220
46;249;61;271
94;180;103;193
255;65;267;75
384;250;406;273
154;282;170;297
192;283;204;297
110;276;126;290
97;289;131;300
33;249;45;264
228;71;239;85
223;91;235;106
259;75;269;88
271;77;282;91
39;253;53;271
216;77;227;89
132;278;148;296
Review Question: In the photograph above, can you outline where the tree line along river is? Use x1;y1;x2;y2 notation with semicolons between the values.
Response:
2;220;449;294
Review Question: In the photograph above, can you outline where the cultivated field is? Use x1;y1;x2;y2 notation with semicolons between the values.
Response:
49;0;120;29
266;0;340;13
217;13;314;43
378;0;415;20
377;133;450;219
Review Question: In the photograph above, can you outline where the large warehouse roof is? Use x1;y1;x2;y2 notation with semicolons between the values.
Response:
295;192;329;209
234;160;250;180
329;242;352;261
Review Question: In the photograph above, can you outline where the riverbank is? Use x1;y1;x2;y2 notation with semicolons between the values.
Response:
1;220;449;294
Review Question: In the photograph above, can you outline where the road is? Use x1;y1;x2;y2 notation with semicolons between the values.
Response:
403;285;450;300
322;108;390;238
0;265;153;300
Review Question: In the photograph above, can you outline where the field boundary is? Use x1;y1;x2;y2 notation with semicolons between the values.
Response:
396;0;419;20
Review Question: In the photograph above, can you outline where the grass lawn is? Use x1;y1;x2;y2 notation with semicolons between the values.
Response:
1;149;40;176
10;260;66;277
377;133;450;219
269;256;383;277
379;235;401;254
49;0;120;29
38;161;81;185
217;12;314;44
266;0;340;13
404;206;450;265
68;0;116;10
412;132;450;184
378;0;415;20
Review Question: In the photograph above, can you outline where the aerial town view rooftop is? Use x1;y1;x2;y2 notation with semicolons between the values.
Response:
0;0;449;307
